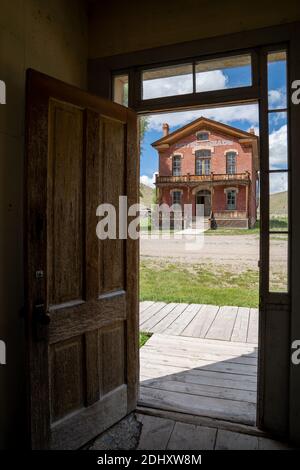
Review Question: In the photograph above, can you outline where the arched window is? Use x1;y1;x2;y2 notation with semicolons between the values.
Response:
226;151;237;174
195;149;211;175
172;155;181;176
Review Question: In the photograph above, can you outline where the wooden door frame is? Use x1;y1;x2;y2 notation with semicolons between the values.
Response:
88;21;300;442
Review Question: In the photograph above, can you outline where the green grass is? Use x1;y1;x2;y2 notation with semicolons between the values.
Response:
139;332;151;348
205;227;259;236
140;260;259;308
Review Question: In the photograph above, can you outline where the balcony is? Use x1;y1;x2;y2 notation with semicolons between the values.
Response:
155;172;250;186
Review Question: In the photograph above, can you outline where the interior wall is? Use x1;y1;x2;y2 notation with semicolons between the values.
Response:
0;0;88;449
88;0;300;59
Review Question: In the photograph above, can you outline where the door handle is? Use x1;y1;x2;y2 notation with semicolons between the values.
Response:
33;303;51;325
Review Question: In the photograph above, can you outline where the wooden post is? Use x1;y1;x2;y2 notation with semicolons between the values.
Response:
245;183;249;225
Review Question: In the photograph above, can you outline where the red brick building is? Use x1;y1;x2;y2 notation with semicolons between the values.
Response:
152;117;259;228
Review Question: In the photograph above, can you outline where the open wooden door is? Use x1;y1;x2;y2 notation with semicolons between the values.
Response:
25;70;139;449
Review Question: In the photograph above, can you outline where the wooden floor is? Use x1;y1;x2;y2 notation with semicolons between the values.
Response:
140;301;258;343
136;413;292;450
139;302;259;426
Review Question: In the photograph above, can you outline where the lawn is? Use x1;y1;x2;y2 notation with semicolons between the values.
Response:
139;332;151;347
140;260;259;308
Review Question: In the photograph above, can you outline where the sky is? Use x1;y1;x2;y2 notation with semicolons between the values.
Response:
140;59;287;194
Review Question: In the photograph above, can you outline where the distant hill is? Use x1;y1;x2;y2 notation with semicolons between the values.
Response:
270;191;288;215
140;183;155;208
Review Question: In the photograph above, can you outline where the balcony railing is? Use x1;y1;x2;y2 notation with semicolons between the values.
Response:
156;172;250;184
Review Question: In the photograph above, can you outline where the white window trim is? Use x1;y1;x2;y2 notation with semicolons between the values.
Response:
224;149;239;156
196;130;210;141
170;152;184;159
224;187;239;194
170;188;183;194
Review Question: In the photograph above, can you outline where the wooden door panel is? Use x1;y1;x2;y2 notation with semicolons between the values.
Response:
50;336;84;422
25;70;138;449
100;322;126;395
100;118;126;294
48;99;84;306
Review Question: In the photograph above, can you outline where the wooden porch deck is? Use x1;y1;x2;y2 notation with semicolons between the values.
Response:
139;302;259;425
140;301;259;343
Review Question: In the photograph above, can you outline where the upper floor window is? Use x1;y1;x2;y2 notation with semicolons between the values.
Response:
172;190;182;205
196;131;209;141
195;150;211;175
172;155;181;176
227;189;237;210
196;158;210;175
226;151;237;174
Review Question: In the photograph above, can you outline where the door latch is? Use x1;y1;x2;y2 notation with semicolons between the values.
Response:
33;303;51;325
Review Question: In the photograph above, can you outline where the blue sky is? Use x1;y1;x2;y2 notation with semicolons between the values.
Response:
140;59;287;193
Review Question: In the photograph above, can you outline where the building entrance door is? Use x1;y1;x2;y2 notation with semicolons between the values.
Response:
196;190;211;216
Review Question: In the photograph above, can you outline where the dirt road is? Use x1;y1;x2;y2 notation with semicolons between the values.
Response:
140;233;286;271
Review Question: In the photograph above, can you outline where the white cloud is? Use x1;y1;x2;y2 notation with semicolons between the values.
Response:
143;70;227;100
140;173;157;188
268;89;286;109
148;103;259;132
269;172;288;194
196;70;227;92
269;125;288;170
143;74;192;100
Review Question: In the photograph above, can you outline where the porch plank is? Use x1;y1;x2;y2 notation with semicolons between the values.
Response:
140;377;257;403
205;306;238;341
247;308;259;344
182;304;219;338
163;303;200;336
167;422;216;450
150;303;189;333
141;302;177;333
140;350;257;376
231;307;250;343
140;301;166;325
140;301;155;313
137;415;175;450
139;386;256;425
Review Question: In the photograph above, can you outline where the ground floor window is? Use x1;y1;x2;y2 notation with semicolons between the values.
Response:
227;189;237;210
172;190;182;205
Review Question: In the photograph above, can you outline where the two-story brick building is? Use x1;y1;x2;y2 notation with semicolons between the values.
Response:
152;116;259;228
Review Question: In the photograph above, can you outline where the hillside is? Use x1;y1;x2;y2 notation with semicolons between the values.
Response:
270;191;288;215
140;183;155;208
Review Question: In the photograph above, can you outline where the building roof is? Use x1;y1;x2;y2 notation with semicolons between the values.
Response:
151;116;258;149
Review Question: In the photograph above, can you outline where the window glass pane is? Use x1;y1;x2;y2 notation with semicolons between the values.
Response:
113;74;128;106
227;190;236;210
268;112;288;170
195;149;211;157
172;156;181;176
226;152;236;174
269;172;288;231
142;64;193;100
196;132;209;141
172;191;181;205
269;233;288;292
268;51;287;110
195;54;252;92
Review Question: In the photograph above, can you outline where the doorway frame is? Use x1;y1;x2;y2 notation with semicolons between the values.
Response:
88;21;300;441
196;190;211;217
